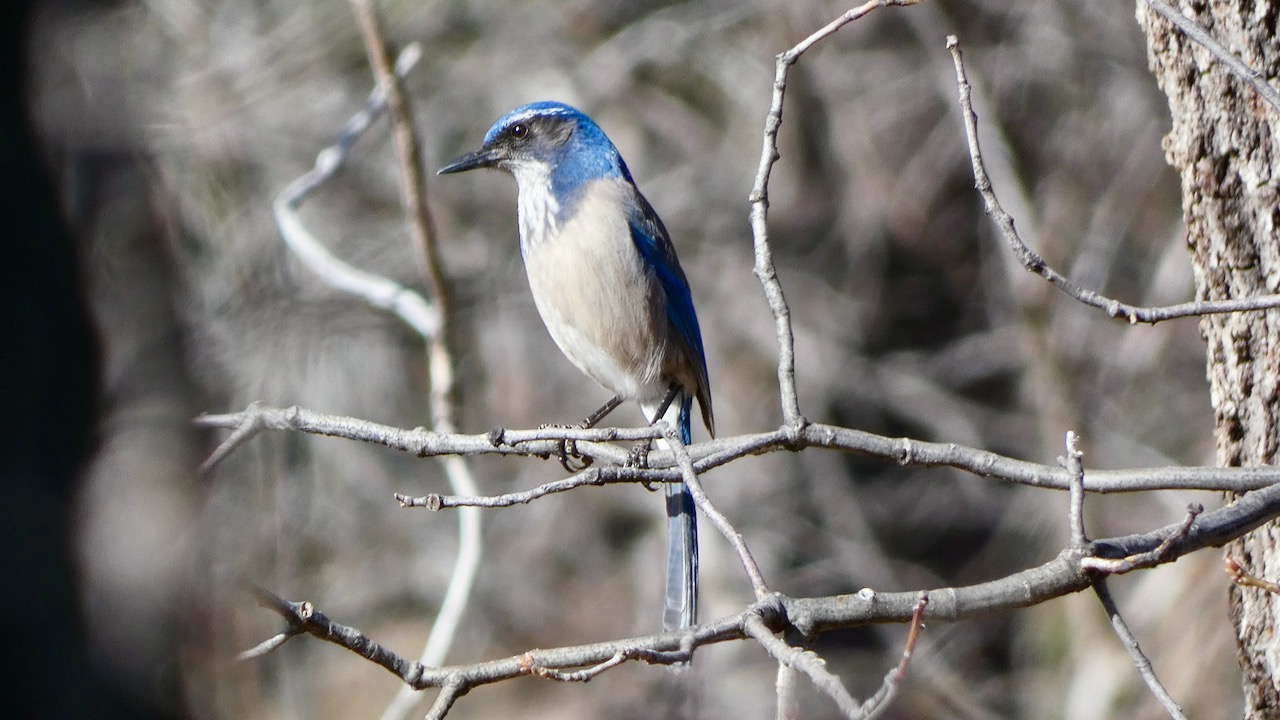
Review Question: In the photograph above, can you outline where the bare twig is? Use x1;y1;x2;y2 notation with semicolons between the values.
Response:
242;482;1280;708
247;585;425;681
236;628;301;661
198;404;1280;495
257;13;482;718
661;421;770;600
748;0;924;428
1081;504;1204;574
1141;0;1280;117
745;613;867;718
200;400;266;474
1093;581;1188;720
776;662;801;720
343;6;482;720
739;595;928;719
946;35;1280;324
349;0;448;311
271;46;440;339
424;680;466;720
1225;556;1280;595
524;651;631;682
1063;432;1087;547
854;592;929;719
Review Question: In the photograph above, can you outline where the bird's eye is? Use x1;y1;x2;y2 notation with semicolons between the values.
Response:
510;123;528;139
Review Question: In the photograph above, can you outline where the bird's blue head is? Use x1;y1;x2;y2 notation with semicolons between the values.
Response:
438;101;633;209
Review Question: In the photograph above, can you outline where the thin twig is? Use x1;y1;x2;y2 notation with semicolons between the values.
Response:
946;35;1280;324
661;421;771;600
1142;0;1280;117
272;47;440;340
236;628;301;661
247;585;425;682
260;13;482;718
349;0;448;310
199;400;265;474
524;651;631;682
745;614;866;717
748;0;923;427
1225;556;1280;595
1093;581;1188;720
1081;503;1204;574
343;6;483;720
743;593;926;720
853;592;929;719
776;662;801;720
424;680;466;720
241;481;1280;702
198;403;1280;494
1064;432;1087;547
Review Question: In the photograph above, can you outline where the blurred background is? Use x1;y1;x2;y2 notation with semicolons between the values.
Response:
11;0;1239;717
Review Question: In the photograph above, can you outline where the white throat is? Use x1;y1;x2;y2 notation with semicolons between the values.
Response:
511;161;561;256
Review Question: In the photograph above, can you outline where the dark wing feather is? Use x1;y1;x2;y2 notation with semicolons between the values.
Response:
627;190;714;436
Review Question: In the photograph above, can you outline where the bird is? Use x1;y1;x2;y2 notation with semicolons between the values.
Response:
438;101;713;632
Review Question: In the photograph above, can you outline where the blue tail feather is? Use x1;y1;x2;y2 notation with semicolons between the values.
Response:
663;395;698;631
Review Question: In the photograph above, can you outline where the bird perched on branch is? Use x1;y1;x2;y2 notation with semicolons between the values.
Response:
439;101;713;632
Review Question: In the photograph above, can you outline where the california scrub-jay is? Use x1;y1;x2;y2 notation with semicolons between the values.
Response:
439;101;713;631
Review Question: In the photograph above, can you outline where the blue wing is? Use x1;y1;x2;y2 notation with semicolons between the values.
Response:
626;190;714;434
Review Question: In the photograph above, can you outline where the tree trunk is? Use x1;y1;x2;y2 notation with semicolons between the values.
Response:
1137;1;1280;715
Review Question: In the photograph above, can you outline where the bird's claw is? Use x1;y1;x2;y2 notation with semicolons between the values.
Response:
540;422;593;472
626;439;652;470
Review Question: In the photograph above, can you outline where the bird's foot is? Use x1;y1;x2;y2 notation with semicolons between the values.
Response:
539;422;593;472
626;439;652;472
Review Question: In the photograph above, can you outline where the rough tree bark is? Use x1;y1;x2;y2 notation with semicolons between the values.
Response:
1137;1;1280;715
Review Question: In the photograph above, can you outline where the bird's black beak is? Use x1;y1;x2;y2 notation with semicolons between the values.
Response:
438;146;501;175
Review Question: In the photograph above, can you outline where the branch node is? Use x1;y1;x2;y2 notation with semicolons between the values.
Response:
898;438;915;465
486;426;508;447
782;417;809;450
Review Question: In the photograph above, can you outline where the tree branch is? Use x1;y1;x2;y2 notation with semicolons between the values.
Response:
197;404;1280;495
1093;581;1188;720
1064;431;1087;547
661;421;771;600
1141;0;1280;117
258;19;484;719
242;480;1280;710
946;34;1280;324
748;0;924;427
271;44;440;339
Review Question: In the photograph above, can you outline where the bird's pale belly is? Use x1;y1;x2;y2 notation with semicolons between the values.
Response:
523;223;670;405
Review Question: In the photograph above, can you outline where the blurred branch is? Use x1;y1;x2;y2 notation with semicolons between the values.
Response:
347;5;485;720
271;44;440;339
946;35;1280;324
241;480;1280;714
197;403;1280;494
1141;0;1280;117
350;0;448;310
262;13;484;719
